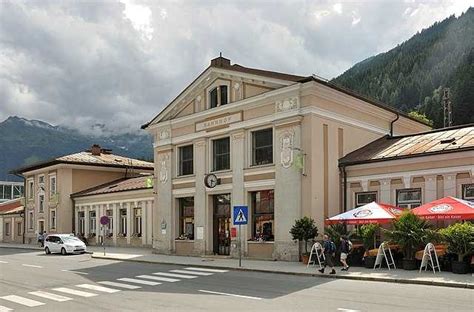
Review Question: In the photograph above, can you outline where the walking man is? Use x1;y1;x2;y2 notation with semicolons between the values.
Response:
340;236;350;271
37;232;44;247
318;234;336;275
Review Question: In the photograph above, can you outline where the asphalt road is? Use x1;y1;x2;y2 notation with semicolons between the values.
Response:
0;248;472;312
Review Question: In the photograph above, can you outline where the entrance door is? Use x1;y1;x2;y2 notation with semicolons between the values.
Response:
38;220;45;234
213;194;231;255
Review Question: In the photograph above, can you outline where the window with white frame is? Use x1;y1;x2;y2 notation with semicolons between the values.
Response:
178;145;194;176
38;194;44;213
252;128;273;166
106;209;113;234
397;188;422;209
462;184;474;200
49;175;56;197
5;222;10;236
17;222;22;236
28;180;34;199
89;210;96;234
134;208;142;236
50;210;56;229
78;211;85;235
209;85;228;108
28;211;34;230
13;185;23;199
212;137;230;171
120;209;127;235
355;191;377;207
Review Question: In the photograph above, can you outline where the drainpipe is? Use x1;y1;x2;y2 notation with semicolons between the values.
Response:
341;166;347;212
71;197;76;235
390;113;399;137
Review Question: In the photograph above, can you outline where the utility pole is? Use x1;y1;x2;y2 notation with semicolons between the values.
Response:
443;88;452;128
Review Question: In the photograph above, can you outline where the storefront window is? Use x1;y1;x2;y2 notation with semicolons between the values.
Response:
397;188;422;209
462;184;474;200
178;197;194;239
355;191;377;207
251;190;274;241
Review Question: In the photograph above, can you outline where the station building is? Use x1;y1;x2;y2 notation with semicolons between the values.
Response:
142;57;429;261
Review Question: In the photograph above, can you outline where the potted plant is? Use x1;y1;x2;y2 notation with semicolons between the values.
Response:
289;217;318;264
358;223;379;268
439;222;474;274
386;211;435;270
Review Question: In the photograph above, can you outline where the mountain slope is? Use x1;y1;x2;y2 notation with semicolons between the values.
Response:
333;8;474;128
0;116;153;181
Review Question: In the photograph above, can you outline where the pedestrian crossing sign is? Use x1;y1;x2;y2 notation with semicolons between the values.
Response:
233;206;248;225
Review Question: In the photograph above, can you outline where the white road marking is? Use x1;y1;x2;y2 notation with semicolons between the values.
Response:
22;264;43;268
29;291;72;302
76;284;120;293
0;305;12;312
337;309;361;312
198;290;262;300
185;267;228;273
98;281;141;289
1;295;45;307
52;287;97;298
117;278;161;286
136;275;179;282
0;260;8;264
61;270;89;275
153;272;197;279
170;269;213;276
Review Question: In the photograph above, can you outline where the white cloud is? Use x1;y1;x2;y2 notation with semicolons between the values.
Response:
333;3;343;15
120;0;154;40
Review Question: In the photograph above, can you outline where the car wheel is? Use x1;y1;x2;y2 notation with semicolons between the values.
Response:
45;247;51;255
61;248;67;255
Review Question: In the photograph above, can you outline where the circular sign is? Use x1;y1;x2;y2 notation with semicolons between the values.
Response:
353;209;373;218
100;216;110;225
428;204;453;214
204;173;218;188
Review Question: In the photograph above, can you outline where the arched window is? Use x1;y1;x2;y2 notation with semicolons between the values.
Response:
209;85;228;108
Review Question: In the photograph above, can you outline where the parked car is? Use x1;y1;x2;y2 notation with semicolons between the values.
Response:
44;234;87;255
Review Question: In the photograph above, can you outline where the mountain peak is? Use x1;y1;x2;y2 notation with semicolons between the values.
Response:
3;116;56;130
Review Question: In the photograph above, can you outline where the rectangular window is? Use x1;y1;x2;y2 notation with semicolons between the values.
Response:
49;176;56;197
38;175;45;184
78;212;85;235
3;185;12;200
28;180;34;199
252;129;273;166
210;87;218;108
251;190;274;241
179;145;194;176
178;197;194;239
397;188;422;209
355;191;377;207
13;185;23;199
134;208;142;236
38;194;44;213
50;210;56;229
106;209;113;233
28;211;34;230
120;209;127;235
213;137;230;171
220;85;228;105
5;223;11;236
17;222;22;236
89;211;96;234
462;184;474;200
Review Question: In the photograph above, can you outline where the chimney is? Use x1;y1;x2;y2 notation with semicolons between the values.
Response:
90;144;101;156
210;55;231;68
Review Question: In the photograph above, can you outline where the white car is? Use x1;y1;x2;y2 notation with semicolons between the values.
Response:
44;234;87;255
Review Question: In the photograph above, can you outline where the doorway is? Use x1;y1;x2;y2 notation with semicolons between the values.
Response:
38;220;45;234
213;194;231;255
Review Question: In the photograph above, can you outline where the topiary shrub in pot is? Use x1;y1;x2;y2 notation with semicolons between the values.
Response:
358;223;379;268
289;217;318;264
386;211;436;270
439;222;474;274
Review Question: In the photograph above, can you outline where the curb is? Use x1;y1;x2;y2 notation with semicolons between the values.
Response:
91;254;473;290
0;245;42;251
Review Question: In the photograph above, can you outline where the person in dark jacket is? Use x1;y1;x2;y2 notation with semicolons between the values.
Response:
340;236;350;271
318;234;336;275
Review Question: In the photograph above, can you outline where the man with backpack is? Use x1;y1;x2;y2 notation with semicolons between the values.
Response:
318;234;336;275
340;236;352;271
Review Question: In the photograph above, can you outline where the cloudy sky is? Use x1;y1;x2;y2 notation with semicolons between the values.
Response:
0;0;472;135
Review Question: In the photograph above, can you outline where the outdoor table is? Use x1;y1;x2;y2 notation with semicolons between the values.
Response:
365;244;400;257
415;245;447;260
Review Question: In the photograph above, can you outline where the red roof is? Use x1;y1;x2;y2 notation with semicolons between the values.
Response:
0;198;24;215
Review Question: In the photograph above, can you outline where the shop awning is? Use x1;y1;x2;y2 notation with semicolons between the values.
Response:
411;196;474;220
326;202;403;225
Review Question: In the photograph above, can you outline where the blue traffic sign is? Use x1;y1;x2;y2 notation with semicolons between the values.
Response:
233;206;248;225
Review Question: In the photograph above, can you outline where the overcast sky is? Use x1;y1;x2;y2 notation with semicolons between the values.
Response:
0;0;472;135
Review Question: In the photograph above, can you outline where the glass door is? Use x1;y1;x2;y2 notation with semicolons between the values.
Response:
213;194;231;255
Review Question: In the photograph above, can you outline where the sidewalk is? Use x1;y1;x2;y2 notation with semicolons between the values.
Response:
86;246;473;290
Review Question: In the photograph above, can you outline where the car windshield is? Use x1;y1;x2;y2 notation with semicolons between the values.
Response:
61;237;82;243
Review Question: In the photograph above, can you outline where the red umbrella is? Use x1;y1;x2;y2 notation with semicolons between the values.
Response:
326;202;404;225
411;197;474;220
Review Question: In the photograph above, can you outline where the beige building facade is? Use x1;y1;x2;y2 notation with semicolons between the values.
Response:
0;198;24;244
143;57;429;261
13;145;153;244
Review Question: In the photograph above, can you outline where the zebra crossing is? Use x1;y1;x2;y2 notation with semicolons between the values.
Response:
0;267;228;310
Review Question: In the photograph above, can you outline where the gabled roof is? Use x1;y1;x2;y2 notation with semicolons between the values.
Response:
11;145;154;175
0;198;24;215
339;124;474;166
71;174;153;198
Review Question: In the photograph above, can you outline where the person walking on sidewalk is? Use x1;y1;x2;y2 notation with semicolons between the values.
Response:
318;234;336;275
340;236;351;271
